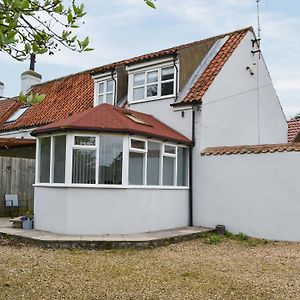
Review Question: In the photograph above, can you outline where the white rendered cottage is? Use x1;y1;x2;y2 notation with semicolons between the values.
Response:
3;27;300;240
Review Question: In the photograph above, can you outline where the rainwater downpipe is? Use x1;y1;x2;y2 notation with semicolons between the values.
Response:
111;69;117;105
188;107;196;226
173;55;179;101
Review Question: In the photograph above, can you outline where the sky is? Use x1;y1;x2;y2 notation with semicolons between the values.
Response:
0;0;299;119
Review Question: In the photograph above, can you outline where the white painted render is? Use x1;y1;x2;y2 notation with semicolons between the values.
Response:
199;31;287;149
34;186;189;235
194;152;300;242
21;72;42;94
0;128;35;139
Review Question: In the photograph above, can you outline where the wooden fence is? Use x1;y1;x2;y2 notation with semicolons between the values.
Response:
0;156;35;216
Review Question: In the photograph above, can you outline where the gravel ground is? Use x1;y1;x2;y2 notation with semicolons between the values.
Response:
0;235;300;300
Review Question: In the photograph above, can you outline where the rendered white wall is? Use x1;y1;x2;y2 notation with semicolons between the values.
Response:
194;152;300;241
34;187;189;235
128;97;193;139
199;31;287;150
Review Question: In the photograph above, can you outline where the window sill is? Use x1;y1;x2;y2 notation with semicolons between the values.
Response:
129;95;175;105
33;183;189;190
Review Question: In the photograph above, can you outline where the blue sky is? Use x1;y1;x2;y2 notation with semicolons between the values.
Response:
0;0;299;119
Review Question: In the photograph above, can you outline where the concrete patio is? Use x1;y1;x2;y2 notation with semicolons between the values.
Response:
0;218;212;249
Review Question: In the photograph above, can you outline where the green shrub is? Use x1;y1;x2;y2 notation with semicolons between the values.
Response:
208;235;221;244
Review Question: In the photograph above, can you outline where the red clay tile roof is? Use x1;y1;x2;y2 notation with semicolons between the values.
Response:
0;27;251;132
288;119;300;142
31;103;191;145
0;71;94;132
0;98;21;125
201;143;300;156
0;138;36;149
180;28;249;105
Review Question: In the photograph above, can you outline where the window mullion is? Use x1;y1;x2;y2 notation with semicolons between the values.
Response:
95;136;100;184
174;146;178;186
49;136;54;183
159;143;163;186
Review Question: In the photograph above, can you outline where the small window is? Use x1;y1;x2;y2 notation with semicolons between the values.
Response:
96;79;115;105
75;136;96;146
130;139;146;150
5;106;29;123
164;145;176;155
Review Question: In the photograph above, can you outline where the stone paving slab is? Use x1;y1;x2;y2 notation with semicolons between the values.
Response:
0;218;212;249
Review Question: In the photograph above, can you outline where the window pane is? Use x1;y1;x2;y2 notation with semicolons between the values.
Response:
98;82;104;94
131;139;145;149
147;84;158;97
72;149;96;184
147;142;160;185
161;81;174;96
162;67;174;81
133;73;145;86
98;95;104;104
133;87;144;101
53;135;66;183
147;71;158;83
164;145;176;154
106;93;114;105
39;137;51;183
163;156;175;186
75;136;96;146
99;136;123;185
107;80;114;92
129;152;144;185
177;147;188;186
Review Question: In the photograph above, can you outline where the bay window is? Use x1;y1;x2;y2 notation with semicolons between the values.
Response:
37;134;188;188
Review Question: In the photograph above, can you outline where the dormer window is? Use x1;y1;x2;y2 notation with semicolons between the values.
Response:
5;106;29;123
97;79;114;105
127;58;178;104
131;66;175;102
93;72;116;106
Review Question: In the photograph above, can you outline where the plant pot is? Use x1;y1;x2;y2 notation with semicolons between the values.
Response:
22;219;33;230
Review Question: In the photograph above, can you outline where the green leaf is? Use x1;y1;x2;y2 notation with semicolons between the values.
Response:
145;0;156;9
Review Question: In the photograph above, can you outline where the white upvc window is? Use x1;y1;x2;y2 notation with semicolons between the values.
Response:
93;72;117;106
127;137;189;187
5;106;29;123
96;79;115;105
36;133;189;188
128;61;178;103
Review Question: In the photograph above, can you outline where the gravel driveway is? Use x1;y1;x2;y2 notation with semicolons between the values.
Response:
0;235;299;299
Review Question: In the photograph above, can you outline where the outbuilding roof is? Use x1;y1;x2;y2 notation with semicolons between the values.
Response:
31;104;191;145
201;143;300;156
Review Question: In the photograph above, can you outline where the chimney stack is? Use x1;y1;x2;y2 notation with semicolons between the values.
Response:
21;70;42;94
21;53;42;94
0;81;4;98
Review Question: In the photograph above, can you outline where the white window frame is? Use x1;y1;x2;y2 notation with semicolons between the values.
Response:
5;106;30;123
128;137;147;185
71;134;98;184
36;133;67;184
93;73;117;106
35;133;189;189
128;60;179;104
